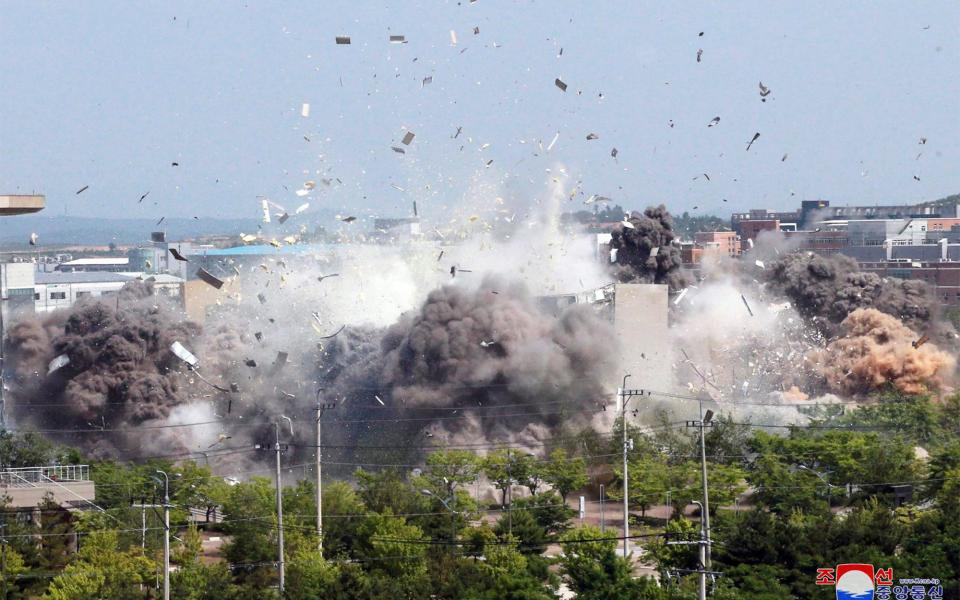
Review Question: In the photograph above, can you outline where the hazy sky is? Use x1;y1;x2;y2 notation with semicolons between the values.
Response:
1;1;958;223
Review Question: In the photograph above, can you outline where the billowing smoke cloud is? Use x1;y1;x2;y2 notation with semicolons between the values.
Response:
609;205;689;290
808;308;954;396
6;281;211;456
764;252;937;333
317;275;617;462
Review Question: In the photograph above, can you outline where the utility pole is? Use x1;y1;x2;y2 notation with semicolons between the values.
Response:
275;416;292;595
155;471;170;600
1;522;7;600
599;484;605;533
618;375;647;559
315;389;335;556
685;402;715;598
131;500;164;550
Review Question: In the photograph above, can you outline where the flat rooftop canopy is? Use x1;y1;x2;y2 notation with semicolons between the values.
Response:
0;195;45;215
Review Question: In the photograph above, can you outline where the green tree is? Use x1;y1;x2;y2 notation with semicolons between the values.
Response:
422;449;480;499
560;525;662;599
43;530;156;600
542;449;588;502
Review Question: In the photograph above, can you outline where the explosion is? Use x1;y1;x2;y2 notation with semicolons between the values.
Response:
808;308;955;396
609;205;689;290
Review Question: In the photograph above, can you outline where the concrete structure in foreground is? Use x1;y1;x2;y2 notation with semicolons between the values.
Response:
612;284;672;393
0;195;45;215
0;465;96;510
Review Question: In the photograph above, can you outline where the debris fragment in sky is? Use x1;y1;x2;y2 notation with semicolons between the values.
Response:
301;103;310;118
555;78;567;92
28;233;38;246
391;146;406;154
650;246;660;257
473;26;479;35
586;133;599;140
335;36;351;45
696;48;703;62
319;325;346;339
47;354;71;375
261;200;271;223
422;76;432;87
170;341;200;368
621;219;635;230
673;288;689;305
401;131;415;145
244;359;257;367
257;293;267;305
278;213;290;224
341;216;357;223
450;30;457;45
375;395;385;406
782;153;788;162
912;333;930;349
169;248;188;262
745;132;760;151
547;132;560;152
295;203;309;214
255;332;263;342
755;260;765;269
75;185;89;195
241;234;258;243
196;268;225;290
708;116;720;127
389;35;406;44
139;192;150;203
740;294;755;317
317;273;340;283
611;148;618;158
758;81;771;97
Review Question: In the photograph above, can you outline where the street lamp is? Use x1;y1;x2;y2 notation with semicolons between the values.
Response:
421;489;459;550
155;470;170;600
798;465;836;507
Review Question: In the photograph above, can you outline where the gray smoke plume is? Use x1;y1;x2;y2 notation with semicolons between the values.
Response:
6;280;210;456
763;252;938;334
609;205;690;290
317;276;617;465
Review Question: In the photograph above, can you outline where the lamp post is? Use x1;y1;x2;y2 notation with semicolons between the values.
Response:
421;489;459;552
155;470;170;600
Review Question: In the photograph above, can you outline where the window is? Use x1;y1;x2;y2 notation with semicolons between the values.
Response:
76;291;91;298
33;292;39;300
50;292;66;300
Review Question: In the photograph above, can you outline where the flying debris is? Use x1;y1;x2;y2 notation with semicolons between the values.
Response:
389;35;406;44
479;340;495;347
156;217;165;226
28;232;38;246
547;132;560;152
257;293;267;305
341;216;357;223
300;103;310;118
75;185;89;195
555;78;568;92
781;153;788;162
611;148;618;158
422;76;432;87
755;260;765;269
740;294;755;316
278;213;290;224
746;132;761;151
170;341;200;368
437;250;444;262
473;26;480;35
47;354;71;375
696;48;703;62
295;203;309;214
450;30;457;45
244;359;257;368
708;116;720;127
391;146;406;154
759;81;771;97
169;248;188;262
171;162;179;167
585;133;599;140
621;219;635;230
139;192;150;203
401;131;415;145
208;433;232;449
673;288;689;305
913;334;930;349
335;36;351;45
913;175;921;182
319;325;346;339
919;137;927;145
375;395;385;406
317;273;340;283
195;268;225;290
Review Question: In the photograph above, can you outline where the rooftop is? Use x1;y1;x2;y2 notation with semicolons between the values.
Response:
0;195;45;215
61;257;129;266
36;272;134;284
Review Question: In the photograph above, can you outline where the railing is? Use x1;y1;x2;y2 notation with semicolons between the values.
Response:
0;465;90;487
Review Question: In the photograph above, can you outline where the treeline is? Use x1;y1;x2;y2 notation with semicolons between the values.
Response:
0;393;957;597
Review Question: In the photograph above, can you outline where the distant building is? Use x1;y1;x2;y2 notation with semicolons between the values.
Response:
0;195;45;215
56;257;131;273
34;272;184;313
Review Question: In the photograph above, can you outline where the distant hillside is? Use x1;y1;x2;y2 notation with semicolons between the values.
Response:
0;213;336;247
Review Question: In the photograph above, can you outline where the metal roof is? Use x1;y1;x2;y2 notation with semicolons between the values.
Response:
36;272;133;284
